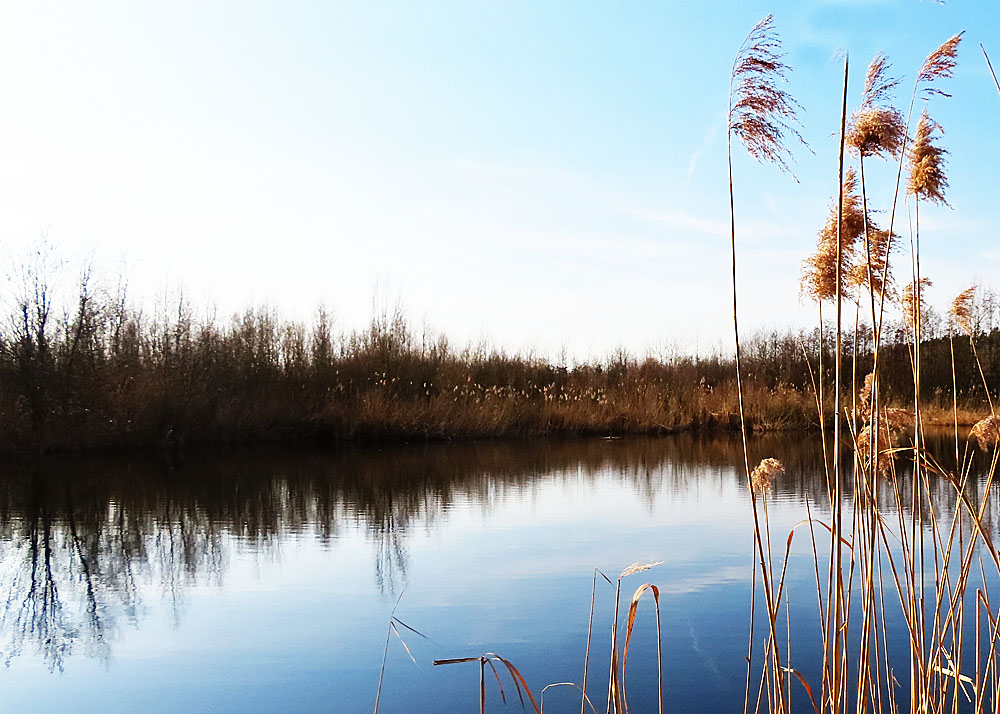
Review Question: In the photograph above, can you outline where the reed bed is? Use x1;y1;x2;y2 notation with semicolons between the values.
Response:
1;254;997;452
731;22;1000;714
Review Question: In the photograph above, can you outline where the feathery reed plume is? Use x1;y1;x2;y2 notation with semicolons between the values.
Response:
858;372;875;422
950;285;995;414
847;109;906;159
848;226;895;299
862;52;902;107
619;561;662;579
847;53;905;158
908;110;950;205
855;419;899;476
856;422;898;475
750;458;785;494
951;286;976;337
901;277;932;332
800;168;865;303
884;407;914;429
728;15;806;174
970;415;1000;450
917;32;964;97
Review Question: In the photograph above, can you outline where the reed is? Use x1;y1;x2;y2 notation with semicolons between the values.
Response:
731;28;1000;714
371;25;999;714
728;17;805;711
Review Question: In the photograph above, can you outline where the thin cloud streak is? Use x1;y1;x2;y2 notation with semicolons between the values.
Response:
686;121;721;187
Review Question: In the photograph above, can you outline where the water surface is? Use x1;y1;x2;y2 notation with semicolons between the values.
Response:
0;434;993;713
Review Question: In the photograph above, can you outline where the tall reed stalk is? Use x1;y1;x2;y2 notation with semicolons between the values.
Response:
728;16;804;712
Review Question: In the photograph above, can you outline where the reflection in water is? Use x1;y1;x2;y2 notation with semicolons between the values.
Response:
0;432;993;677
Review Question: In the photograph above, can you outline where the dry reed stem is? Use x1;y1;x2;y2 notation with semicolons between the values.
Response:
581;568;612;714
433;653;541;714
620;583;662;714
541;683;600;714
728;22;803;710
868;32;962;454
373;589;408;714
983;44;1000;98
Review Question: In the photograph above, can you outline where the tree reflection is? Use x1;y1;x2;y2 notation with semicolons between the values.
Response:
0;431;986;669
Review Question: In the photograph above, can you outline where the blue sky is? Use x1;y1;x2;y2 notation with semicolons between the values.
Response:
1;1;997;359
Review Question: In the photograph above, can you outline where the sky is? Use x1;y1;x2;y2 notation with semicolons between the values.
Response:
1;1;998;361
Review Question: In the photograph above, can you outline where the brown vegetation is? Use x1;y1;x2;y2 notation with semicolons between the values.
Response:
1;250;998;453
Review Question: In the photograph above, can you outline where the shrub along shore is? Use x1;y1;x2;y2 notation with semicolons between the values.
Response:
1;261;998;453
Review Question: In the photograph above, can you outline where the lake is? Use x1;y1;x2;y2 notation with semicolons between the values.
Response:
0;433;993;713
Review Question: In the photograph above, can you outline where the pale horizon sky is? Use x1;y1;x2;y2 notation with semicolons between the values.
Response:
1;1;999;361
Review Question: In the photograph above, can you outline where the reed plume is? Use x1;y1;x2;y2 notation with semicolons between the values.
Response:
848;226;895;300
858;371;875;422
950;286;976;337
750;458;784;494
951;285;995;414
729;15;805;174
971;415;1000;450
855;421;898;475
908;110;950;206
917;32;964;98
901;277;932;332
800;168;865;303
619;561;663;579
846;53;905;159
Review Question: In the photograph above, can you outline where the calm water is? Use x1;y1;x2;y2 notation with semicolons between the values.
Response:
0;434;995;713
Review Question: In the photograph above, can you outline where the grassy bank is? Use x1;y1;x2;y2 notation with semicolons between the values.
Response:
1;253;997;452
